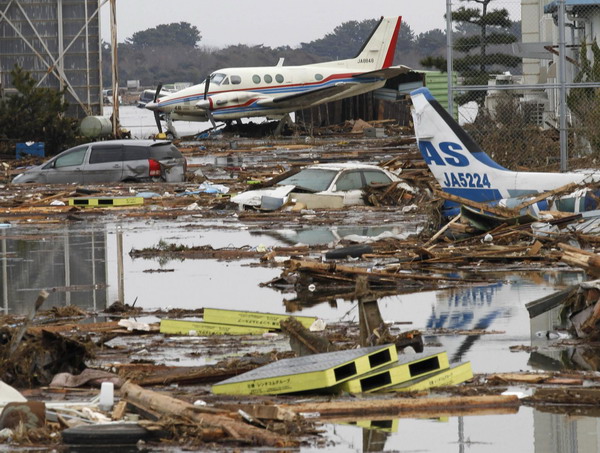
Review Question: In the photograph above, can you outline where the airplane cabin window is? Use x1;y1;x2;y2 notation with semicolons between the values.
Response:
315;74;323;81
230;75;242;84
252;75;261;84
211;73;226;85
264;74;273;83
275;74;284;83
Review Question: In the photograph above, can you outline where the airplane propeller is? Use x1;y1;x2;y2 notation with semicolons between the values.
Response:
202;76;216;128
203;76;210;100
153;82;163;134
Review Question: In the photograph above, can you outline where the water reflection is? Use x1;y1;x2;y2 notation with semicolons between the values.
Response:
0;221;588;377
0;226;108;315
261;224;420;246
309;408;600;453
530;302;600;372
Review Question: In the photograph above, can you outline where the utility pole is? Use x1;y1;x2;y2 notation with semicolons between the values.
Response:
110;0;120;137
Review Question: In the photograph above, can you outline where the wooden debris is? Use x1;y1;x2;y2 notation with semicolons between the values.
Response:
282;394;520;418
280;318;338;356
488;373;551;384
120;381;296;447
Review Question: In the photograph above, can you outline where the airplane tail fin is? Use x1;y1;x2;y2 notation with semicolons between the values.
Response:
343;16;401;70
409;87;510;205
410;87;600;216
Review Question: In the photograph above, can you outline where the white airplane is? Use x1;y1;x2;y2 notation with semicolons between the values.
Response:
145;16;409;135
410;87;600;216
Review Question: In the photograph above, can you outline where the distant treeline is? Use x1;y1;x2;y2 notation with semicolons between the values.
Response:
103;19;449;88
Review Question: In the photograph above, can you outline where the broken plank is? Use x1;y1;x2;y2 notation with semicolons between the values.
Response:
433;190;518;218
513;182;579;211
283;394;519;418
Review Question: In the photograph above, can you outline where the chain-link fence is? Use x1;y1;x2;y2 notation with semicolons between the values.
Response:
446;0;600;171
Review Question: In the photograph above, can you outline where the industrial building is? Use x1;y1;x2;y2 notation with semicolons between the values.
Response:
0;0;103;119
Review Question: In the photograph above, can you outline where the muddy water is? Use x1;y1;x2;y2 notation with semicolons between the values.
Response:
2;218;598;452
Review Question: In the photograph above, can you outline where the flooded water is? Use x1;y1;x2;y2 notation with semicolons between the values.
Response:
105;105;271;139
3;214;599;452
308;408;600;453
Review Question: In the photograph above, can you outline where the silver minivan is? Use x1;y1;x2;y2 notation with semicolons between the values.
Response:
12;140;186;184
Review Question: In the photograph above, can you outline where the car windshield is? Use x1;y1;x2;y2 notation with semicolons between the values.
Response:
277;168;338;192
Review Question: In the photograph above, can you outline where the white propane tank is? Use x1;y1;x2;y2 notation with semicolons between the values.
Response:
80;116;112;138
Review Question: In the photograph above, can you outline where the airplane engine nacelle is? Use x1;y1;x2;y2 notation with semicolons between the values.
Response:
195;92;258;111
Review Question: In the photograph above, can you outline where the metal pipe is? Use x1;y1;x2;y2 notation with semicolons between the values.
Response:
558;0;568;172
57;0;64;92
446;0;454;117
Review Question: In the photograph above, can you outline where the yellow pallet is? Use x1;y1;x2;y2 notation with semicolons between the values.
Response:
339;350;449;394
389;362;473;392
203;307;316;330
347;419;399;433
160;319;269;336
68;196;144;207
212;344;398;395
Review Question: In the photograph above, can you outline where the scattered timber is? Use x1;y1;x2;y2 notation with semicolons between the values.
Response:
120;381;297;447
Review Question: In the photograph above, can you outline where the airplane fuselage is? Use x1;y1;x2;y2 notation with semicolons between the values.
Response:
145;16;405;129
153;65;386;121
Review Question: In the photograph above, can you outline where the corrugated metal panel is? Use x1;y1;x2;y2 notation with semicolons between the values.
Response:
0;0;102;118
424;71;458;119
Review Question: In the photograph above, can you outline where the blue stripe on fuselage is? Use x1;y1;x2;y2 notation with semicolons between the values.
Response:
157;76;382;109
445;187;504;203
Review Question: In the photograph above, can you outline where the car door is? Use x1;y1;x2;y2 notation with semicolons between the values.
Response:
83;144;124;183
332;170;365;205
42;145;88;184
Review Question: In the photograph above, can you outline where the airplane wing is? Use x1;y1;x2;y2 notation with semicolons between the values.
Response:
256;82;359;108
352;65;411;80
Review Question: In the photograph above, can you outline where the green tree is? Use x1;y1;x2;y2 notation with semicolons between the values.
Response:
421;0;520;106
0;66;78;155
300;18;414;62
125;22;201;48
416;29;446;55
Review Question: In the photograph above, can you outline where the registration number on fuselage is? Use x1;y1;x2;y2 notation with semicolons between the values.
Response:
442;172;491;189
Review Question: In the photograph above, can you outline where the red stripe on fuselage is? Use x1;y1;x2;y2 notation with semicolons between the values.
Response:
382;17;401;68
157;72;364;106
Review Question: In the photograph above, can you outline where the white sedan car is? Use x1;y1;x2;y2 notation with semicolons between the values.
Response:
231;163;402;210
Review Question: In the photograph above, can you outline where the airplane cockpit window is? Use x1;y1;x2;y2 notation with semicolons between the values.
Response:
275;74;284;83
230;75;242;84
221;78;230;85
252;75;261;84
210;73;226;85
264;74;273;83
315;74;323;81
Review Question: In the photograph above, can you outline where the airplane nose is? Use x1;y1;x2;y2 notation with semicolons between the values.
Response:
145;101;159;111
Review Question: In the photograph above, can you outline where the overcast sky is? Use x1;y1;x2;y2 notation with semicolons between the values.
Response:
100;1;448;48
